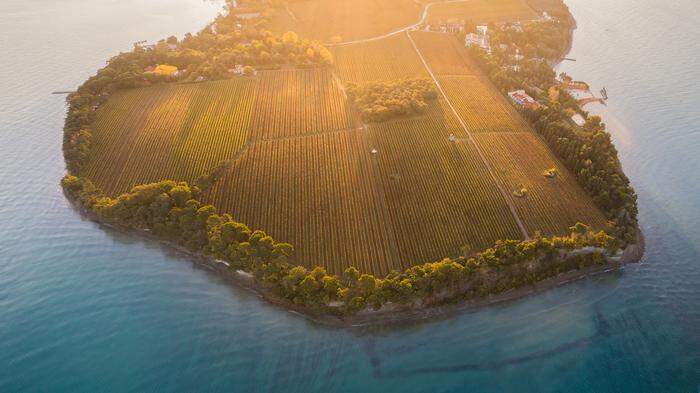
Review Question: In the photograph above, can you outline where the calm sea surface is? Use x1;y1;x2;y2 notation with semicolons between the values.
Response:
1;0;698;391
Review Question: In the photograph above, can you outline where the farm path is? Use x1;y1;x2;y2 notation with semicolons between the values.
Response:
406;30;531;240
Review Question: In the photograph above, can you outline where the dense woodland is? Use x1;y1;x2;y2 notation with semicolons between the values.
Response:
346;78;438;122
63;176;618;314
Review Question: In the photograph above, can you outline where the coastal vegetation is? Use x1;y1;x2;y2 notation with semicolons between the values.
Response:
464;11;638;242
60;0;640;317
63;175;619;315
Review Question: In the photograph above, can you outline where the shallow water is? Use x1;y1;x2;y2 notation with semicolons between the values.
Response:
0;0;698;391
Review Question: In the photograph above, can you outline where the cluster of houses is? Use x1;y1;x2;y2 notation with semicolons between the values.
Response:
464;25;490;51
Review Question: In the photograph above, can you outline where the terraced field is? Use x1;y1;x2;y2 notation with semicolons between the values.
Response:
475;132;609;235
332;33;429;82
272;0;421;42
83;79;255;195
426;0;538;24
249;69;354;140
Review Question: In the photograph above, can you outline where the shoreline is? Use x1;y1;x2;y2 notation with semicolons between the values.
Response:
60;1;645;328
67;193;644;329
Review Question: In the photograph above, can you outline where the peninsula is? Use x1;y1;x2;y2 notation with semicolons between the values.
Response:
61;0;642;324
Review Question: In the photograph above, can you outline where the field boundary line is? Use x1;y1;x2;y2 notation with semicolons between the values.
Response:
406;30;531;240
473;131;533;136
253;126;365;144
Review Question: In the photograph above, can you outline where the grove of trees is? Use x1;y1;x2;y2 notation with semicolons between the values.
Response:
346;78;438;122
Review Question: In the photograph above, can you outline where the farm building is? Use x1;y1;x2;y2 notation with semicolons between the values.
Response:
508;90;541;109
465;25;490;50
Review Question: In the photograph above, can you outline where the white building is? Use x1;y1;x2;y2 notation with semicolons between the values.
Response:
465;28;490;50
571;113;586;127
514;48;524;62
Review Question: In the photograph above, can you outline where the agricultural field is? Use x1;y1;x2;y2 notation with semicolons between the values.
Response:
366;105;524;265
83;0;609;277
426;0;538;24
249;69;355;140
271;0;421;43
410;32;531;133
410;31;480;76
439;76;531;133
475;132;609;235
83;79;255;196
332;33;429;82
205;102;524;274
205;130;400;275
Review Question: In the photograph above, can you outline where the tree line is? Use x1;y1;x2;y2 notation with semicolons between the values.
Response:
62;175;619;315
466;19;639;244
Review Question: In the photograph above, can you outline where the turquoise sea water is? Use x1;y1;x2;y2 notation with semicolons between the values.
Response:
1;0;698;391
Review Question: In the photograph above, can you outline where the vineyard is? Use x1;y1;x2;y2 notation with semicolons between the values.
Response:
272;0;421;42
81;0;612;277
440;75;531;133
204;130;400;275
410;31;480;76
410;32;531;133
204;102;525;274
474;132;609;235
249;69;355;140
366;105;524;265
83;79;255;196
426;0;538;24
332;33;429;82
